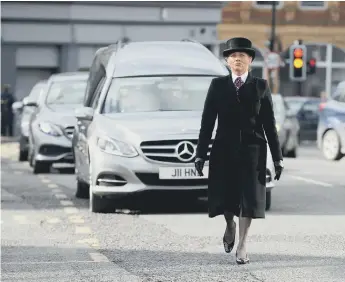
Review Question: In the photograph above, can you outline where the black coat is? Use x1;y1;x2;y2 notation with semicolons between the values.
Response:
196;73;282;218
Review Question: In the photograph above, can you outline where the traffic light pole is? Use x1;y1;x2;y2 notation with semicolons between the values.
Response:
296;81;303;96
269;2;277;52
267;2;277;92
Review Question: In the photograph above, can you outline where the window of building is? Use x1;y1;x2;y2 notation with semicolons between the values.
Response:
254;1;284;9
299;1;327;10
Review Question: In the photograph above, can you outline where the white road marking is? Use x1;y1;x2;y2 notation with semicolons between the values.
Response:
77;238;100;248
55;193;68;199
60;200;74;206
1;261;101;265
52;189;63;193
14;171;23;175
75;226;92;234
290;175;333;187
46;217;61;224
48;183;58;188
68;215;85;224
13;215;30;224
63;207;79;214
89;252;109;262
41;179;51;183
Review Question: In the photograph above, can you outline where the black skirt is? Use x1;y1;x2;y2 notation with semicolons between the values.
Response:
223;133;266;218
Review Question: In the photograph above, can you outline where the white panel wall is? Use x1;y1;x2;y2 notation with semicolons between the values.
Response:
70;5;161;22
1;3;70;20
2;23;71;43
162;7;221;23
16;46;59;68
73;24;123;44
78;46;100;69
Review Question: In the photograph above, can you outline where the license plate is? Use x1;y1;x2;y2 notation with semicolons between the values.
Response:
159;166;209;179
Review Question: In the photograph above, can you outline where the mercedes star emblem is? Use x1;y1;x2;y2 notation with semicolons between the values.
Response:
176;141;196;162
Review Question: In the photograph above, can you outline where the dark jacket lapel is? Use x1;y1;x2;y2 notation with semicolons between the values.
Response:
244;72;255;86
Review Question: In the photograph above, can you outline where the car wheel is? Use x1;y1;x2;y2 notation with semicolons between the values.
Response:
18;150;28;162
265;191;272;211
33;160;51;174
76;178;89;199
89;158;111;213
322;130;343;161
286;148;297;158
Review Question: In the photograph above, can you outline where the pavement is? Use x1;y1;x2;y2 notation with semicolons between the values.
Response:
1;141;345;282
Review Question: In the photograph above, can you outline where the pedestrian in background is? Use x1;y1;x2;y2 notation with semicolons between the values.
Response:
194;37;284;264
1;84;16;137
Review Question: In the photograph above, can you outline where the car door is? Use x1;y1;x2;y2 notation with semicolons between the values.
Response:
298;100;320;140
21;84;47;135
332;86;345;148
76;77;105;182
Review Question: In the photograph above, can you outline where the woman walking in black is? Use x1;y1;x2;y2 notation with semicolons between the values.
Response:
195;37;284;264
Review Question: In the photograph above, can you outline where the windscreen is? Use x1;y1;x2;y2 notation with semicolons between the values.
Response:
29;83;47;102
102;76;215;113
46;80;87;105
285;99;306;115
271;95;286;125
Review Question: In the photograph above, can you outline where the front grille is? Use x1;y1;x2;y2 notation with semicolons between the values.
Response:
140;139;213;163
39;145;72;156
136;172;208;186
64;126;75;139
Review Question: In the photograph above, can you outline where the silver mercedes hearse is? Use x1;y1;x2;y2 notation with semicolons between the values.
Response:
72;40;275;213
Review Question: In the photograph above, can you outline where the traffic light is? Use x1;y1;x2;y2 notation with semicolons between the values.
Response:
307;58;316;75
289;44;307;81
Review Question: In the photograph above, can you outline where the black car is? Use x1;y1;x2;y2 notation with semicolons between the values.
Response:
285;96;322;142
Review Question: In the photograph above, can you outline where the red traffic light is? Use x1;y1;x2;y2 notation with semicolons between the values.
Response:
293;48;304;58
309;58;316;67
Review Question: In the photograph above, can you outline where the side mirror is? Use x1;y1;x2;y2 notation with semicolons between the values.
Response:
12;101;24;112
75;107;94;121
23;97;38;107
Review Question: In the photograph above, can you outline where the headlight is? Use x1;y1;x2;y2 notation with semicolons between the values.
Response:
276;123;280;132
97;136;138;157
38;122;63;136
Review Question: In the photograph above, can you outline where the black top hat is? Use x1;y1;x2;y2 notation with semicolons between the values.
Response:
223;37;256;61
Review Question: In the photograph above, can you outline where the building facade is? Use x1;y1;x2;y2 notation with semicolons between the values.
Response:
218;1;345;97
1;1;224;100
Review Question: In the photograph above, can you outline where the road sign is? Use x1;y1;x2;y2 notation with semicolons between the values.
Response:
265;52;281;70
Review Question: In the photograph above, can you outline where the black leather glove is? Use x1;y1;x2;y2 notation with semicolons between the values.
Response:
274;160;284;181
194;158;205;177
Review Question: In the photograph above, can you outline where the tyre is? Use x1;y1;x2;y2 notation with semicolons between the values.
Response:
33;160;51;174
286;148;297;158
322;130;343;161
265;191;272;211
89;158;112;213
75;178;89;199
90;192;111;213
18;150;28;161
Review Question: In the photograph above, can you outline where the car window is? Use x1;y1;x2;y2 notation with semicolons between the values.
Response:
302;102;319;113
90;78;105;109
333;81;345;103
46;80;87;105
285;99;306;115
28;83;46;101
102;76;216;113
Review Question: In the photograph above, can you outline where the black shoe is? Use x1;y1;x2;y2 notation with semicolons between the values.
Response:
223;221;236;253
235;251;249;265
